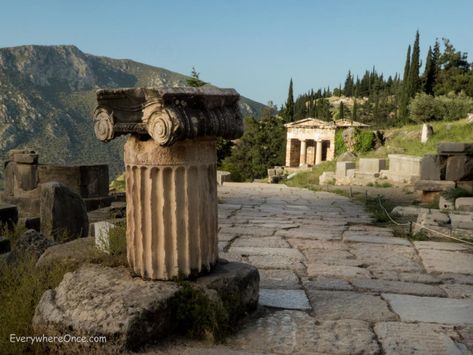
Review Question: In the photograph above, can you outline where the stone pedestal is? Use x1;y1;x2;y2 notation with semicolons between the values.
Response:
124;136;218;279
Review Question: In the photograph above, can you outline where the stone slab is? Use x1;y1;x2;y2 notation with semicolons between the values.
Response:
450;213;473;230
438;142;473;154
350;277;446;297
0;203;19;230
359;158;387;173
375;322;468;355
228;310;379;354
287;238;349;250
415;180;456;192
259;289;311;310
36;237;98;267
414;241;472;251
343;232;411;246
306;263;371;278
307;290;397;321
418;249;473;274
383;293;473;324
228;247;305;260
456;197;473;212
258;269;301;289
231;236;290;248
303;249;360;266
33;262;259;353
302;276;353;291
447;155;473;181
440;284;473;299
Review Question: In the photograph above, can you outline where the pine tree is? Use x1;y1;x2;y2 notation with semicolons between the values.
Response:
284;79;295;122
186;66;206;87
423;46;435;95
343;70;354;97
339;102;345;119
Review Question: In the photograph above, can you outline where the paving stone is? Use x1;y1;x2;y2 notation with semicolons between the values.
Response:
259;269;301;289
383;293;473;324
229;247;305;260
303;248;360;266
275;227;343;240
398;272;441;284
259;289;311;310
231;236;290;248
302;276;353;291
456;326;473;353
218;233;238;242
418;249;473;274
307;290;396;321
247;255;306;271
440;284;473;299
287;239;348;250
439;273;473;285
219;226;276;237
350;243;424;273
414;241;472;251
343;232;412;246
350;278;446;297
374;322;469;355
306;263;371;278
228;310;379;354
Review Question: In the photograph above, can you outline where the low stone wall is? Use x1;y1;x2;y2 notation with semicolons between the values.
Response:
383;154;422;183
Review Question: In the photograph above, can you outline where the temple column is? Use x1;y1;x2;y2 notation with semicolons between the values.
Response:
285;139;292;167
299;139;307;166
315;140;323;165
93;87;242;280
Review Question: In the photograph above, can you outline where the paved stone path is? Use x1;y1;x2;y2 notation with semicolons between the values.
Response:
148;183;473;355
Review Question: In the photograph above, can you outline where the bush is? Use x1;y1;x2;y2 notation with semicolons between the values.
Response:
335;129;347;156
409;92;473;122
354;129;374;153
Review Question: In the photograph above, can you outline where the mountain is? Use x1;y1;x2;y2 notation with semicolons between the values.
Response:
0;45;266;179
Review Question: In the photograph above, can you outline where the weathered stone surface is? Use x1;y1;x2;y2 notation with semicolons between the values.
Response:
247;255;306;271
306;263;371;278
94;87;243;144
303;248;360;266
33;262;259;353
259;289;310;310
420;154;446;181
276;226;343;240
439;195;455;210
456;197;473;212
229;247;305;260
375;322;468;355
350;277;446;297
258;269;301;289
386;154;422;183
287;238;348;250
318;171;335;185
217;171;232;186
421;123;434;143
231;236;289;248
438;142;473;154
415;179;456;192
414;241;471;251
36;237;98;267
7;229;53;262
457;326;473;353
450;213;473;229
336;161;355;179
440;284;473;299
383;293;473;324
343;232;411;246
228;310;379;354
359;158;387;173
307;290;397;321
40;182;89;241
446;155;473;181
124;136;218;280
302;276;353;291
91;221;115;253
418;249;473;274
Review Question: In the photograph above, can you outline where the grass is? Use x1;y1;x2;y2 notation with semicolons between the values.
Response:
284;161;336;189
363;118;473;158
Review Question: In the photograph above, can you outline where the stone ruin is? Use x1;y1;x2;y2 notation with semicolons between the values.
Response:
31;87;260;352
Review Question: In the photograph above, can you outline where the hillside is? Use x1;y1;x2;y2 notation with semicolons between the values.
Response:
0;45;266;179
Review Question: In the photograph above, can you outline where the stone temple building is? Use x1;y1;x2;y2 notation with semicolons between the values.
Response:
285;118;369;167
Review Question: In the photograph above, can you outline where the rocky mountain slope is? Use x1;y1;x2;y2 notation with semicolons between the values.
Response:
0;45;265;179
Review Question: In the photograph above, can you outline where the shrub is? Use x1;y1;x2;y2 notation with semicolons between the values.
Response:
409;92;473;122
335;129;347;155
441;187;473;202
354;129;374;153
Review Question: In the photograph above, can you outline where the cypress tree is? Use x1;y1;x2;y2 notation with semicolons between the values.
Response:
284;79;295;122
408;31;421;97
423;46;435;95
399;45;411;122
352;98;357;121
339;102;345;119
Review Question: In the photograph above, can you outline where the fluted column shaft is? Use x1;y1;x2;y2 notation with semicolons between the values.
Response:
315;140;323;165
299;140;307;166
124;135;218;280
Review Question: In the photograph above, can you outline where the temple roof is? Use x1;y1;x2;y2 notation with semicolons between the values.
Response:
284;118;369;129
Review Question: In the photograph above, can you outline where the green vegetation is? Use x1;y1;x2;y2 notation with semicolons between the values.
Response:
353;129;375;153
284;161;336;189
441;187;473;202
409;93;473;122
335;129;347;154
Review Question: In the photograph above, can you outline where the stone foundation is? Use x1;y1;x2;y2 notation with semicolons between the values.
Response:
33;261;259;353
124;136;218;280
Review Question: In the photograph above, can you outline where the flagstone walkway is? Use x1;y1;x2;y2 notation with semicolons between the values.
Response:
148;183;473;355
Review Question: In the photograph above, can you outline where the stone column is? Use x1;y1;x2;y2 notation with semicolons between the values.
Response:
124;136;217;279
285;139;292;167
315;140;323;165
93;87;242;280
299;140;307;166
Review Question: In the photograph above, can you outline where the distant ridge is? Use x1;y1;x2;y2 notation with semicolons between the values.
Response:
0;45;266;178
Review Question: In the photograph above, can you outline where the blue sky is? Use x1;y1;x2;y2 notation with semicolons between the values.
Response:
0;0;472;105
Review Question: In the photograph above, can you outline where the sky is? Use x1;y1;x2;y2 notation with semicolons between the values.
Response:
0;0;472;106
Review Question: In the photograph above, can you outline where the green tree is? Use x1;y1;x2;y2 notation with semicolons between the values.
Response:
422;46;435;95
407;31;421;97
186;67;206;87
399;44;412;123
283;79;295;122
339;101;345;119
